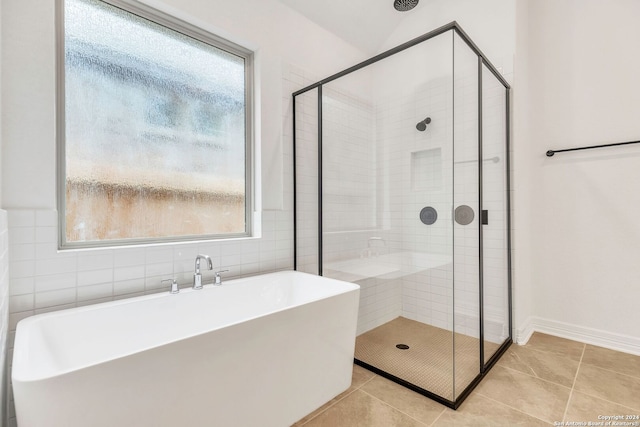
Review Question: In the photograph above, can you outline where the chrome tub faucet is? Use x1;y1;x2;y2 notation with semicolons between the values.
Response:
193;254;213;290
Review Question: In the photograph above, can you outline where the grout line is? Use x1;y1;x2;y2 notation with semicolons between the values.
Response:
295;371;378;426
359;388;437;427
478;393;557;425
511;347;540;378
295;388;359;426
562;343;586;422
427;406;447;427
497;364;572;390
569;388;640;413
579;360;640;381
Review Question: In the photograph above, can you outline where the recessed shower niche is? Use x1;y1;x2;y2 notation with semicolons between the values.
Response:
411;148;442;191
293;22;511;408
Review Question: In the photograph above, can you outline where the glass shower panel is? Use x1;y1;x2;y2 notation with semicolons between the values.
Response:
321;32;457;401
481;64;510;364
292;23;512;409
321;65;395;335
295;88;319;275
452;33;480;399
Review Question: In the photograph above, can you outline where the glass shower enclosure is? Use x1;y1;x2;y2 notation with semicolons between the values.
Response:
292;22;511;408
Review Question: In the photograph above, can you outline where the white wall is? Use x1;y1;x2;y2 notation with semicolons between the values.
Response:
511;0;535;343
381;0;516;85
520;0;640;352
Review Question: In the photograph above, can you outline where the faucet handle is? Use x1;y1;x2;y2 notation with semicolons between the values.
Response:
162;278;179;294
214;269;229;286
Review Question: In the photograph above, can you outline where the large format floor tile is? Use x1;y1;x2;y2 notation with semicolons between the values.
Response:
475;365;571;423
434;393;552;426
564;391;640;424
293;364;375;426
497;343;580;387
573;363;640;411
360;376;445;425
525;333;585;362
581;344;640;379
302;390;426;427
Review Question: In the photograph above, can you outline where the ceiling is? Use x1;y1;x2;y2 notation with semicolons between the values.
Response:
277;0;420;54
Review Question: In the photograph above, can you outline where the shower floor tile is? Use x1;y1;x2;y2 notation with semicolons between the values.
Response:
354;316;500;401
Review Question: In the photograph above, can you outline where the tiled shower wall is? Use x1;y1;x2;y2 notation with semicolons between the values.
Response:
377;75;456;332
291;67;320;276
292;67;400;335
293;38;511;343
480;65;510;343
322;87;402;335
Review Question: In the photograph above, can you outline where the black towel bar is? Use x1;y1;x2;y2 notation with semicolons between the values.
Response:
546;139;640;157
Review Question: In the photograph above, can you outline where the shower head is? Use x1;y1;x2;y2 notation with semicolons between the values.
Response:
394;0;419;12
416;117;431;132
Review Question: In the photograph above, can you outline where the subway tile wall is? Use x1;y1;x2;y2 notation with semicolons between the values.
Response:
480;64;511;346
451;41;482;341
7;208;293;318
292;43;512;344
292;68;402;335
378;75;456;333
322;87;377;238
291;65;320;275
322;86;403;335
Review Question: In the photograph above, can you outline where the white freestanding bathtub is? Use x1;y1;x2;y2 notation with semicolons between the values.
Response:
12;271;360;427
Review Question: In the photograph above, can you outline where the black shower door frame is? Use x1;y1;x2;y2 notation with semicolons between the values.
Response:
292;21;512;410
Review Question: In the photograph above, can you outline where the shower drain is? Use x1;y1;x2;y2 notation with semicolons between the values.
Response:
395;344;410;350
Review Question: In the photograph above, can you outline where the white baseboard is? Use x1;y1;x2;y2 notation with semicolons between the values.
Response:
516;316;640;356
514;316;534;345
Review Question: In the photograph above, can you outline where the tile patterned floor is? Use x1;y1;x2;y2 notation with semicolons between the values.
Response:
354;317;500;401
293;333;640;426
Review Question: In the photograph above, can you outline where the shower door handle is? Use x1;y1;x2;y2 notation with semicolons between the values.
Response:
481;210;489;225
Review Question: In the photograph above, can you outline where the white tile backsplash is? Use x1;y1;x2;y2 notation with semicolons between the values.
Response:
7;206;294;337
8;278;33;297
34;272;77;293
113;265;145;282
113;279;145;296
7;211;34;228
35;288;76;309
77;283;113;301
8;295;33;313
77;268;114;287
114;248;146;267
76;252;114;272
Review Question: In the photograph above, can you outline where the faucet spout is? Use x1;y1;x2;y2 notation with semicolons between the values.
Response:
193;254;213;290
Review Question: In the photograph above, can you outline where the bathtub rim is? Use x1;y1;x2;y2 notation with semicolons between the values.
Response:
12;270;360;383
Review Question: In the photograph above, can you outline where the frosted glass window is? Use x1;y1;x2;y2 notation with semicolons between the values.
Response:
60;0;253;247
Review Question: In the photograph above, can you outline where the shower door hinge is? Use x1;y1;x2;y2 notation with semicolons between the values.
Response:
481;210;489;225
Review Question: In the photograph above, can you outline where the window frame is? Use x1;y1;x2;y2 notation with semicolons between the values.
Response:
56;0;255;249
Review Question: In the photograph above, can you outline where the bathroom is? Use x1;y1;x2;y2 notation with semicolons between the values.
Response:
1;0;640;426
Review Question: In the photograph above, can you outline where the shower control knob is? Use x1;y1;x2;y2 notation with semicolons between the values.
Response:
454;205;475;226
